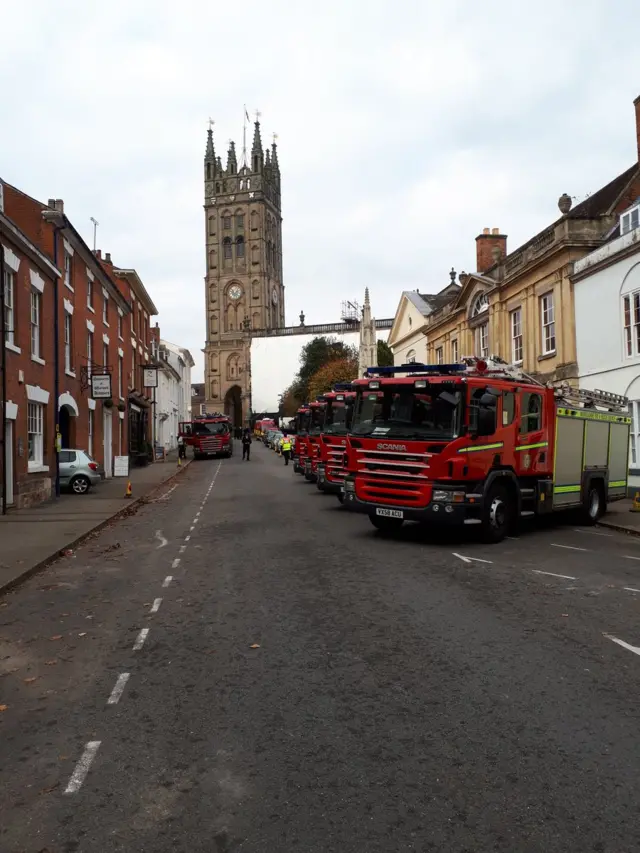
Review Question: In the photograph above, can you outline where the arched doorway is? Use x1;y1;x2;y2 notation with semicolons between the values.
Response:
58;394;79;449
224;385;243;428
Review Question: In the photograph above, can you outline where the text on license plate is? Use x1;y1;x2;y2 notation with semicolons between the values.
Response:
376;508;403;519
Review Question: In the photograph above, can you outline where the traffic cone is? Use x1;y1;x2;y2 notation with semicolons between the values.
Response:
177;455;181;467
630;491;640;512
125;481;132;498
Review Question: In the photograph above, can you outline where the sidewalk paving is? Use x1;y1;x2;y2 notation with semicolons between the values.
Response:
0;449;192;594
598;499;640;536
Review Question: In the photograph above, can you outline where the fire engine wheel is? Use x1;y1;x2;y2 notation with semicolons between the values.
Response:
369;514;404;535
337;492;345;504
481;485;511;543
582;483;604;525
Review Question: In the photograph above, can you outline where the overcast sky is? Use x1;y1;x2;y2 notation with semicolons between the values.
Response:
2;1;638;408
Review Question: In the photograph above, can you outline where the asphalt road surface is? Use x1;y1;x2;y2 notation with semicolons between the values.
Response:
2;441;640;852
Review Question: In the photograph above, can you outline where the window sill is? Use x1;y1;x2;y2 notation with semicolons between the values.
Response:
538;351;557;362
64;282;74;293
5;341;22;354
103;321;110;328
65;369;76;378
87;304;95;313
28;463;49;474
31;354;46;365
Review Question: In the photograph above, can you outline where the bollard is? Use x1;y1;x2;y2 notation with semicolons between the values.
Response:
630;491;640;512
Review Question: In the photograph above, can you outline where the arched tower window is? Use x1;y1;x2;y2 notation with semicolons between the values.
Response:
471;293;489;317
216;182;221;193
223;237;232;260
236;236;245;259
250;210;258;231
206;163;211;181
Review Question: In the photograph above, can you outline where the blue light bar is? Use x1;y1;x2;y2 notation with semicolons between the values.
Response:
366;363;467;376
333;382;354;391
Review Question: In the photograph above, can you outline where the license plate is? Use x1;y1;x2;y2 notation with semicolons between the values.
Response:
376;508;404;519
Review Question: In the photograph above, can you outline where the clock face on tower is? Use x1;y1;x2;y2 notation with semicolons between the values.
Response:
228;284;242;301
271;288;278;306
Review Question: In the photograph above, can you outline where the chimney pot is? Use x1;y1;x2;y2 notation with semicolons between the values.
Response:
483;227;490;235
105;252;111;263
47;198;56;208
491;227;499;235
94;249;102;259
54;199;64;214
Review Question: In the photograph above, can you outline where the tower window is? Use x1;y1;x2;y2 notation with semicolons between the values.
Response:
236;236;245;259
236;214;244;230
216;183;221;193
253;155;259;171
223;237;232;259
223;215;231;230
207;163;211;180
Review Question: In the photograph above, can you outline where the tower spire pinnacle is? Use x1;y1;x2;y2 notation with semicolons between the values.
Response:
251;114;263;172
227;140;237;175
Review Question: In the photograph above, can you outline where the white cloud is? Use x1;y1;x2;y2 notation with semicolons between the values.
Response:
1;0;638;411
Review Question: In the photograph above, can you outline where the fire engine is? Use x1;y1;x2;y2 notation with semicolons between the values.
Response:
341;358;631;543
315;384;356;502
291;405;310;473
302;400;327;482
178;413;233;460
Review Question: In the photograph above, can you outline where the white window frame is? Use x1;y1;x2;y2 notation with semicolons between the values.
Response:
435;346;444;365
4;268;15;346
621;205;640;236
103;343;109;371
87;331;93;378
622;290;640;358
64;310;73;373
27;402;44;469
64;251;73;290
30;289;41;359
476;321;489;358
630;402;638;467
103;292;109;325
471;292;489;318
511;307;523;364
87;275;94;310
118;355;123;399
88;408;94;457
117;312;123;340
451;339;458;363
405;349;416;364
540;291;556;355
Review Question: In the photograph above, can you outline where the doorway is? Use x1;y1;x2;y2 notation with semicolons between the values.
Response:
224;385;243;427
59;405;76;448
103;410;113;478
4;421;14;506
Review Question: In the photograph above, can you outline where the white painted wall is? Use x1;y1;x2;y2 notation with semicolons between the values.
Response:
154;341;194;451
574;238;640;487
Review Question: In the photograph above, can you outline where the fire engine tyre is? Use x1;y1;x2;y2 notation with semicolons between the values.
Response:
369;514;404;535
481;485;512;543
337;493;345;504
582;482;604;525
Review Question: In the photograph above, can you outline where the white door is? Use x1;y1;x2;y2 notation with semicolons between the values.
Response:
4;421;14;506
103;410;113;478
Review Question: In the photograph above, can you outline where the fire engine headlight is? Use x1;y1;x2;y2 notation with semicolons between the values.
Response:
317;464;325;473
432;490;466;504
344;479;356;493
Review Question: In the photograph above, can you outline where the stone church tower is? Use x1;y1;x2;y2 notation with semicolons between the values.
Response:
203;119;284;425
358;287;377;375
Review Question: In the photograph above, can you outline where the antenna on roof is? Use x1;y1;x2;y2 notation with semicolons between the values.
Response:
90;217;99;251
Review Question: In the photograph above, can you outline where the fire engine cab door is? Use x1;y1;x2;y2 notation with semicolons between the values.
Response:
513;390;549;477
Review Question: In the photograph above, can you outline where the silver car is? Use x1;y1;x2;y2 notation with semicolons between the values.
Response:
59;449;103;494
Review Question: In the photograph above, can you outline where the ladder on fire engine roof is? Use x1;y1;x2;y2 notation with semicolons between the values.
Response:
366;356;629;414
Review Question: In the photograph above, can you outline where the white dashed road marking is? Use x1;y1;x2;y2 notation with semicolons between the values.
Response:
550;544;588;552
452;553;493;565
150;598;162;614
533;570;577;580
65;741;101;794
133;628;149;650
163;575;173;588
624;587;640;593
575;528;611;537
603;633;640;658
107;673;130;705
623;555;640;562
171;558;180;569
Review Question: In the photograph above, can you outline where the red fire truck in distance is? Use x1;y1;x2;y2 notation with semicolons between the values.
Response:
179;413;233;460
315;384;356;502
341;358;630;543
302;400;327;482
291;406;310;473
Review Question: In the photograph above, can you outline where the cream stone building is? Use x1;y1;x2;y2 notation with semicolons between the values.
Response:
203;119;284;425
418;95;640;379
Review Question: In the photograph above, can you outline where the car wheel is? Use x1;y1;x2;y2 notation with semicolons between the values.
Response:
71;475;91;495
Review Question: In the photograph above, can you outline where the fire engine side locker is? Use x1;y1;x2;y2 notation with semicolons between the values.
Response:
552;407;631;509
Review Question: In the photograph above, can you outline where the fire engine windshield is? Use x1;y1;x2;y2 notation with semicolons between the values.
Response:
192;421;229;436
323;401;353;435
308;408;325;435
351;384;461;439
296;412;310;434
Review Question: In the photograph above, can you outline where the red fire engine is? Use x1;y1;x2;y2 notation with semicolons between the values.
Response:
291;405;310;473
178;413;233;460
342;358;630;543
301;400;327;482
315;384;356;502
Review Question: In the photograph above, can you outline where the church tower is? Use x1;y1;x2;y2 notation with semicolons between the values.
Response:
203;118;284;425
358;288;377;375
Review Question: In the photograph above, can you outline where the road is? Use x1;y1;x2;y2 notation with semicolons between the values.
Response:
2;441;640;852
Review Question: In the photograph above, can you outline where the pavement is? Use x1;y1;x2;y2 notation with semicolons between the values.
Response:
3;446;640;850
0;448;192;594
597;497;640;535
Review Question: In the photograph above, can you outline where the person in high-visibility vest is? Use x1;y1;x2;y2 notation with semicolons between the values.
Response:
281;436;292;466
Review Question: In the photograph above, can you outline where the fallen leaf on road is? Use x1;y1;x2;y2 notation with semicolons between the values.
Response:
0;602;7;608
23;677;37;684
250;644;261;649
0;705;7;711
45;660;57;666
50;635;63;641
561;614;569;618
78;633;87;637
40;782;59;795
59;755;69;760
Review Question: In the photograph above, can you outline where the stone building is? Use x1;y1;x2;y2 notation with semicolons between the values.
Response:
358;288;377;375
203;118;285;426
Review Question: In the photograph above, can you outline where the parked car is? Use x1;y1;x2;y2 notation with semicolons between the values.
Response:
59;449;102;494
263;430;277;447
269;432;284;449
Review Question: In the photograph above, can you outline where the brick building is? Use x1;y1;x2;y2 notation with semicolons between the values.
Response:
1;181;157;508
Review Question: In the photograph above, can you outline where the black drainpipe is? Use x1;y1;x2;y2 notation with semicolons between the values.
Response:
0;242;7;515
53;227;61;499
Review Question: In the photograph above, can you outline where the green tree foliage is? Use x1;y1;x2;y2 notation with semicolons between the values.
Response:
278;336;359;409
307;355;359;402
377;339;394;367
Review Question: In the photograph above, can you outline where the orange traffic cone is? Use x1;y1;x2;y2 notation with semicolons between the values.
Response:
630;491;640;512
125;481;132;498
177;455;181;467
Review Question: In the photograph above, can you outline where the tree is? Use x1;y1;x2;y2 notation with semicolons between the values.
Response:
377;339;394;367
280;384;302;417
298;336;358;396
307;355;359;402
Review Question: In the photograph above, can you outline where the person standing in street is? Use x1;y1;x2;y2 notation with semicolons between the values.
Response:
281;435;292;466
242;427;252;461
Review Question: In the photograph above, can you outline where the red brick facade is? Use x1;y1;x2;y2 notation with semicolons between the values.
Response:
1;181;157;508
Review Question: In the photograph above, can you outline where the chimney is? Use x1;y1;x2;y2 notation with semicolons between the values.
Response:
635;95;640;163
105;252;112;264
47;198;55;208
93;249;102;259
476;227;507;274
54;199;64;214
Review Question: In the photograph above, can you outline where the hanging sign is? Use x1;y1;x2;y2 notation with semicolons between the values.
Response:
142;367;158;388
91;373;112;399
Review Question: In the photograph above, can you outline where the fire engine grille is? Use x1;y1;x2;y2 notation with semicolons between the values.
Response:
200;438;224;453
355;448;431;505
325;444;347;483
